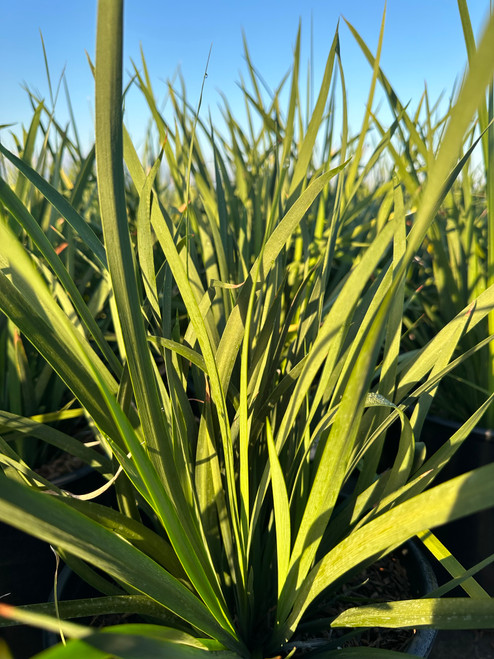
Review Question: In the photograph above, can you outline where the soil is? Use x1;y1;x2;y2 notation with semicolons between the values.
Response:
288;548;424;654
35;453;85;480
332;551;416;652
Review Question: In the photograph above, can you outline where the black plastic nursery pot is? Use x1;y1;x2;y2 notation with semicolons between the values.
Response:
41;540;437;658
43;564;141;651
0;466;105;659
401;541;438;657
421;415;494;593
0;520;56;658
311;541;438;657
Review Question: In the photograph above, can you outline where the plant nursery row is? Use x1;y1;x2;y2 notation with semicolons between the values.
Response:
1;1;494;657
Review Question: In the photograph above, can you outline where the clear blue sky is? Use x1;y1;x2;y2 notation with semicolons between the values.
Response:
0;1;491;154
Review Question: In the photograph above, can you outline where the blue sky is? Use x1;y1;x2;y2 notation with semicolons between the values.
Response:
0;1;491;154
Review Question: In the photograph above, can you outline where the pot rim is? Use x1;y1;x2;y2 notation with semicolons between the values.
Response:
44;539;438;657
426;414;493;441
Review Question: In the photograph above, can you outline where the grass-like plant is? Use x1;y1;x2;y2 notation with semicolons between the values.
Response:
350;0;494;428
0;55;110;468
1;1;494;657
